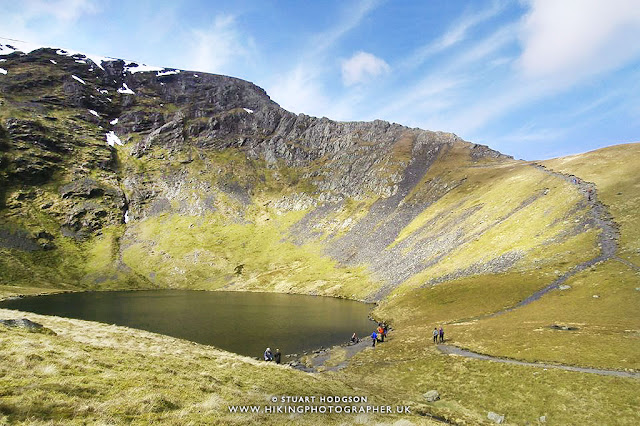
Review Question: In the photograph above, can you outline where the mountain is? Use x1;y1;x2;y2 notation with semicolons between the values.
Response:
0;42;637;303
1;41;639;425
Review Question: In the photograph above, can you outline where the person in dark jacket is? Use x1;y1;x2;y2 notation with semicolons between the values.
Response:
439;327;444;343
274;348;281;364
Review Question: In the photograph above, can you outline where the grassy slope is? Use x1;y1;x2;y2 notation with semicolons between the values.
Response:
0;308;425;425
450;260;640;369
428;143;640;371
339;328;640;425
121;212;373;299
116;144;378;300
348;144;640;424
391;144;598;291
543;142;640;265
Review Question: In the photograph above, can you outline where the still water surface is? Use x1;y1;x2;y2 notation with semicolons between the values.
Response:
0;290;375;358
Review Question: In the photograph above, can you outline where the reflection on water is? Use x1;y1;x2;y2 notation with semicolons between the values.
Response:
0;290;374;358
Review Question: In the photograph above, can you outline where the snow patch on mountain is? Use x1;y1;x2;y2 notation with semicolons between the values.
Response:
124;62;163;74
0;68;7;75
157;69;180;77
117;83;135;95
106;131;123;147
0;40;40;56
56;48;113;71
72;75;86;85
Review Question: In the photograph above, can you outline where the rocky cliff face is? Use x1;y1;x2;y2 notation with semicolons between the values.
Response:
3;43;600;302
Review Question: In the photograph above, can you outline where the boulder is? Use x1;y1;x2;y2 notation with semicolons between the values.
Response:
423;390;440;402
0;318;57;335
0;318;43;330
488;411;505;424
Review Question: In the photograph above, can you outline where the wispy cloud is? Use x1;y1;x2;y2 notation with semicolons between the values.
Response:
185;14;256;75
24;0;99;22
399;0;506;70
0;0;99;44
310;0;383;56
267;0;382;114
372;22;516;128
268;64;331;115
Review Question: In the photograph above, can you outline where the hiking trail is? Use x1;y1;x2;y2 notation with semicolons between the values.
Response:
451;163;634;324
437;344;639;379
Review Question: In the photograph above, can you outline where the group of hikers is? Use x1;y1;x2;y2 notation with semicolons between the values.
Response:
348;322;389;348
263;323;443;364
369;322;389;347
263;347;282;364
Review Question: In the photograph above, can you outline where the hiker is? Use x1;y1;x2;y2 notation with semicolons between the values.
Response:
377;324;385;342
274;348;281;364
439;327;444;343
433;327;438;344
350;332;359;344
383;323;388;341
264;347;273;362
587;188;593;201
371;331;377;347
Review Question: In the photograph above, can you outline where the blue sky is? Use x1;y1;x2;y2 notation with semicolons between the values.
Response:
1;0;640;160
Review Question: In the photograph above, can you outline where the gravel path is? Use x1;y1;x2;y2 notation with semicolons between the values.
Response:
437;344;639;378
305;339;373;372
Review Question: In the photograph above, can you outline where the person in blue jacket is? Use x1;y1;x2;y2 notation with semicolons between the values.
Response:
371;331;377;347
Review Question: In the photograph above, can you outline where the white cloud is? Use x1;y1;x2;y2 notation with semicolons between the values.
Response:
187;14;255;74
341;51;390;86
518;0;640;83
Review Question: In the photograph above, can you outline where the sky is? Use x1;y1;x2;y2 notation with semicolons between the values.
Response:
1;0;640;160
